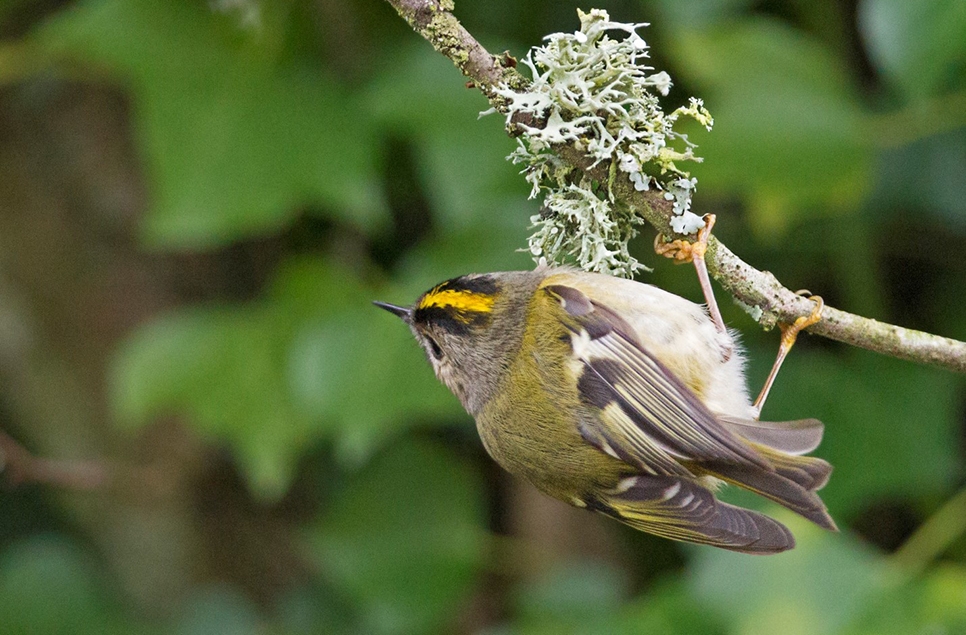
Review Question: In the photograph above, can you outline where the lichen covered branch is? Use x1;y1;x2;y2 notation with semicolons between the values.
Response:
383;0;966;374
706;240;966;372
385;0;526;96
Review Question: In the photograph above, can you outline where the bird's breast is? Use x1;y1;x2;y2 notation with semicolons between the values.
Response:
474;323;627;500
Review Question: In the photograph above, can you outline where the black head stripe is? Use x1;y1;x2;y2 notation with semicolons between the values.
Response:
432;274;499;297
412;306;475;334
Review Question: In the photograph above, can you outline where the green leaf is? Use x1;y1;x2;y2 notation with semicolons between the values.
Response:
868;128;966;227
692;511;966;634
919;565;966;630
111;255;468;496
109;259;373;498
306;440;486;635
367;46;532;232
110;305;313;498
614;578;726;635
652;0;759;28
847;564;966;634
275;584;356;635
504;569;724;635
0;536;146;635
859;0;966;99
286;308;465;465
175;586;261;635
667;19;873;233
393;220;534;297
514;560;629;626
690;513;892;635
35;0;386;248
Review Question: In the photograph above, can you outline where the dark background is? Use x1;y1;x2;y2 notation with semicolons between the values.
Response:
1;0;965;633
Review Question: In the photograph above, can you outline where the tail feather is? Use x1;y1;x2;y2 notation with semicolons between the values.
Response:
710;415;835;531
755;445;833;492
706;461;837;531
719;416;824;455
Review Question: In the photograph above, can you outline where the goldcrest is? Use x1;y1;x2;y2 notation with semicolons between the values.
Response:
375;266;835;553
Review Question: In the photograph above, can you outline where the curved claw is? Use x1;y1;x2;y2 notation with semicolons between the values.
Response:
780;295;824;350
654;214;717;264
653;233;695;262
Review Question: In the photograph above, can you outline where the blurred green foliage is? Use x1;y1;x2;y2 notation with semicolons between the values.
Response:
307;440;486;634
1;0;965;633
35;0;387;247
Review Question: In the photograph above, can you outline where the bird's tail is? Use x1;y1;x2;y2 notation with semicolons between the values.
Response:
704;448;837;531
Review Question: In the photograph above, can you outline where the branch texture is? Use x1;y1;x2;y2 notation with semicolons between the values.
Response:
384;0;966;374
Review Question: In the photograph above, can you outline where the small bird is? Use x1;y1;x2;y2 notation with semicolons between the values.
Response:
375;258;834;554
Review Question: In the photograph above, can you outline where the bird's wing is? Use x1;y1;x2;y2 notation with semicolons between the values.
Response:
543;283;769;474
542;283;835;535
592;474;795;554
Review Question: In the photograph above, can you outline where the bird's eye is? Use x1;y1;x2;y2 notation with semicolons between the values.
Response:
426;336;443;360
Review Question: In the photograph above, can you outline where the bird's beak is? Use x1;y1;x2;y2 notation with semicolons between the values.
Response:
373;301;412;322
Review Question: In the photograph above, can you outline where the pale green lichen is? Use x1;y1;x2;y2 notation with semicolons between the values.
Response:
426;13;467;65
734;299;765;323
489;9;713;276
528;180;641;276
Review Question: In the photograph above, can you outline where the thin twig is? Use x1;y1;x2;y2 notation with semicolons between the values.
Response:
890;483;966;578
383;0;966;374
0;429;107;490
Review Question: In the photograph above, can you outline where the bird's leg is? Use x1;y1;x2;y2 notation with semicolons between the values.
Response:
656;216;824;419
751;295;824;419
654;214;727;336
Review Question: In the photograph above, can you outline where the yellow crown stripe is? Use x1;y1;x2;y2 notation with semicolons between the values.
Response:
418;289;495;314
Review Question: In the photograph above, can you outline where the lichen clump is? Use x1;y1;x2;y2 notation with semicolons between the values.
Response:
493;9;713;277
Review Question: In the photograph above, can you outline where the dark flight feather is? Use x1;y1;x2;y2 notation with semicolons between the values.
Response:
602;475;796;554
544;284;770;469
545;283;835;536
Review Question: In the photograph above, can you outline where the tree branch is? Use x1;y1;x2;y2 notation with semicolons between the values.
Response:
384;0;966;374
0;429;107;490
385;0;524;94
